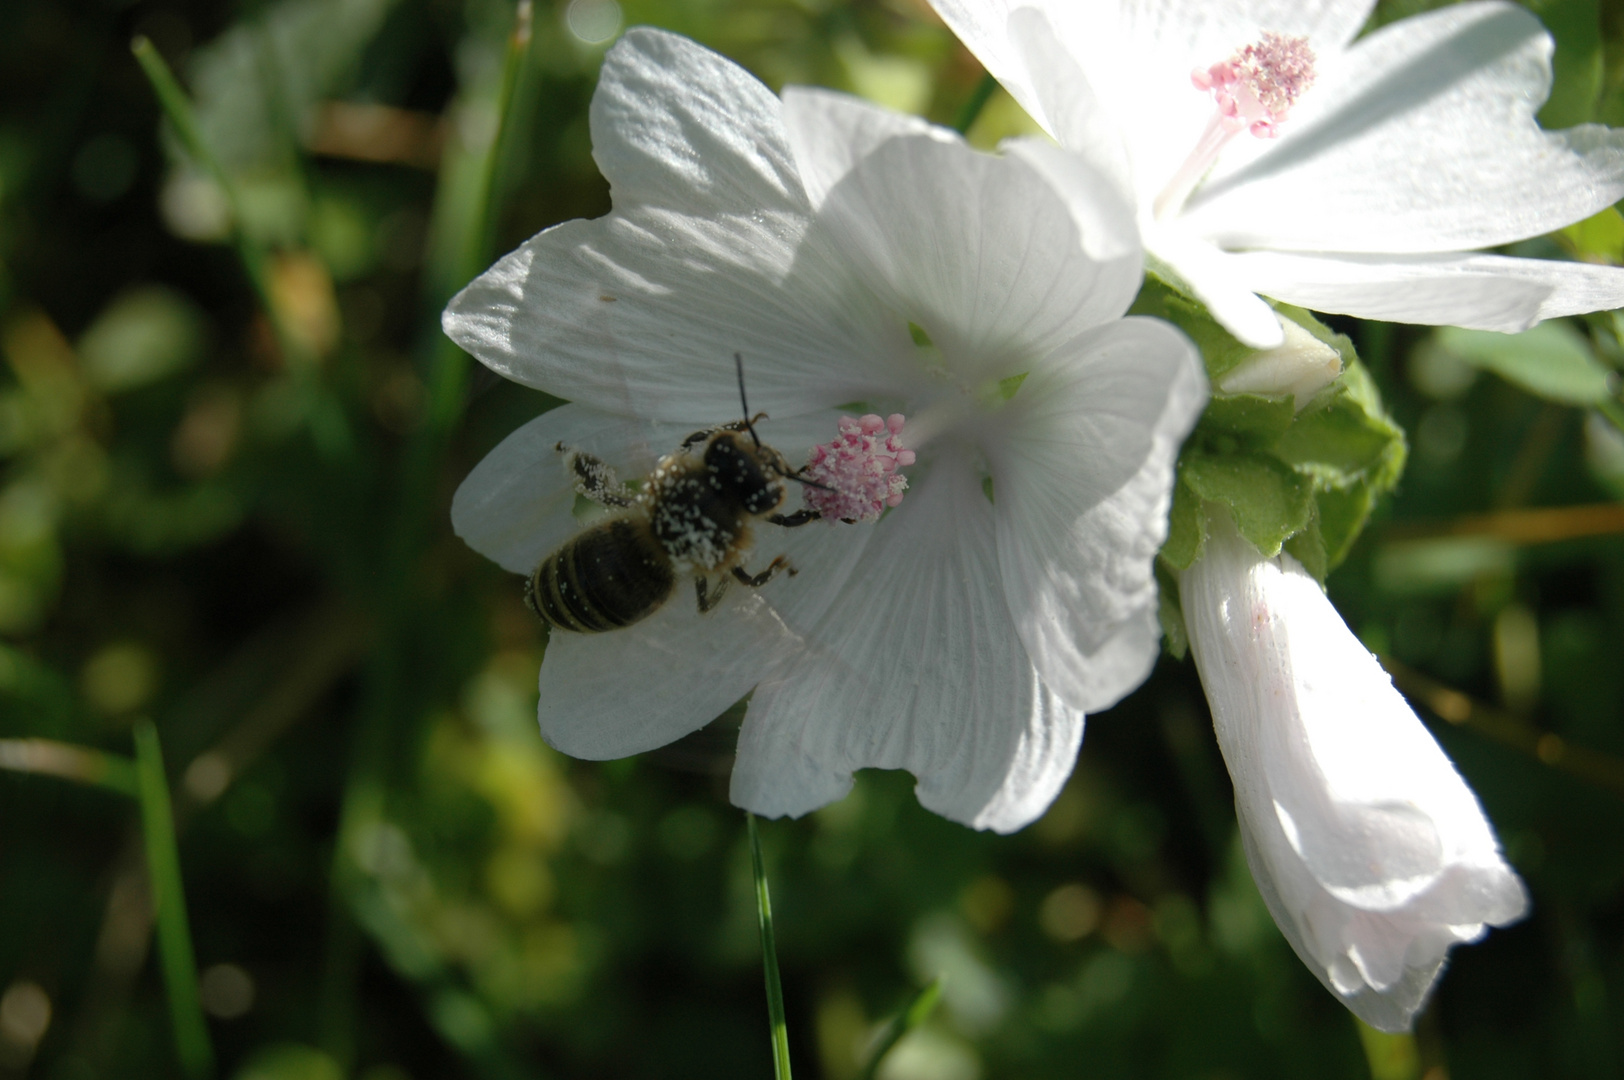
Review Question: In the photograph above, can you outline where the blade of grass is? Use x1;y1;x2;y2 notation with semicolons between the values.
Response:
747;812;792;1080
131;35;346;458
417;0;533;445
952;72;998;135
130;38;275;337
0;738;138;796
858;978;943;1080
133;719;214;1080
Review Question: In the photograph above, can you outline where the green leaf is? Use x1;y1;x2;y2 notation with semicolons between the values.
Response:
1273;387;1402;481
1180;452;1313;557
1155;560;1189;660
1535;0;1602;129
1559;206;1624;265
1198;393;1295;446
1435;322;1617;406
858;979;944;1080
1316;484;1378;570
1129;274;1255;381
1160;474;1206;570
234;1044;344;1080
1283;505;1328;582
77;286;205;393
188;0;402;177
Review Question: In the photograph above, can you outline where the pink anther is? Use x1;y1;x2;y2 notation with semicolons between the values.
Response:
1192;32;1315;136
801;413;914;523
1156;31;1316;219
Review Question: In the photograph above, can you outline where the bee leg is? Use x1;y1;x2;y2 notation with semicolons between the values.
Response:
731;555;796;588
766;509;820;528
555;442;635;507
695;574;731;613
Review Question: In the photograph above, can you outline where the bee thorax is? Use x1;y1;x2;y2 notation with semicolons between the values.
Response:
650;480;745;571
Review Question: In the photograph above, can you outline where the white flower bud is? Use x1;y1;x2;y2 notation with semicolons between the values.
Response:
1216;315;1341;411
1180;511;1528;1031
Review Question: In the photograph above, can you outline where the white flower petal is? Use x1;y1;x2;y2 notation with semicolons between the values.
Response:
810;129;1142;381
1232;249;1624;332
1147;228;1286;348
732;459;1083;833
1187;3;1624;253
1002;137;1139;263
442;208;907;421
539;493;873;760
992;316;1205;711
1182;513;1529;1031
779;86;947;210
997;8;1135;204
442;32;902;420
1120;0;1375;57
924;0;1072;139
591;27;806;216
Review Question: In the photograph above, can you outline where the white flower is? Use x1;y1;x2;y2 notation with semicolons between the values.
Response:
928;0;1624;347
443;28;1207;831
1180;511;1528;1031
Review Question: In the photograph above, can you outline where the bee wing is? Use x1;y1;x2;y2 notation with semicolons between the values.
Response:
452;403;700;574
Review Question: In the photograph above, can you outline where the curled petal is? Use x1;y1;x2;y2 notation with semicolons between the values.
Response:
1180;513;1528;1030
993;316;1206;711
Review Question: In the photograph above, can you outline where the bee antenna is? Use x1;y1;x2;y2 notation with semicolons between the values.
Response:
779;466;836;493
734;352;763;450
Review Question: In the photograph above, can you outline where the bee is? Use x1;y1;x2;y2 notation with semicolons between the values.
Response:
526;355;825;633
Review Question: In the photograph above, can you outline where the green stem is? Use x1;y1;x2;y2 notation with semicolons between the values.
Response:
0;738;138;796
747;813;792;1080
133;720;215;1080
859;979;943;1080
952;72;999;135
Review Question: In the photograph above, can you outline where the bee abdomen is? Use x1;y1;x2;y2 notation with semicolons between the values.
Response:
528;518;675;633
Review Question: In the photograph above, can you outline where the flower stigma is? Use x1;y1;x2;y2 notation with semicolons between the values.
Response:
801;413;915;523
1154;31;1316;220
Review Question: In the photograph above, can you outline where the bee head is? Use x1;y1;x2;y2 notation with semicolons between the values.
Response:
732;352;837;501
702;429;786;515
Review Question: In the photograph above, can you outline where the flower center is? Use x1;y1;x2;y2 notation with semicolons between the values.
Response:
801;413;915;523
1153;32;1315;220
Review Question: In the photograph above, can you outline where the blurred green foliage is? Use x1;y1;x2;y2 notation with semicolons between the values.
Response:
1;1;1623;1079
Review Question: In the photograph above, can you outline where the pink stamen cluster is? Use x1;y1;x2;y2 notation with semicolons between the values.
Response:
1191;32;1316;139
802;413;914;523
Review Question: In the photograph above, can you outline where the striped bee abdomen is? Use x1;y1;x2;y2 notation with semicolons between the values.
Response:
528;517;676;633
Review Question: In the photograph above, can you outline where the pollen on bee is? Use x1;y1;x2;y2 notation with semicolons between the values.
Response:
801;413;915;523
